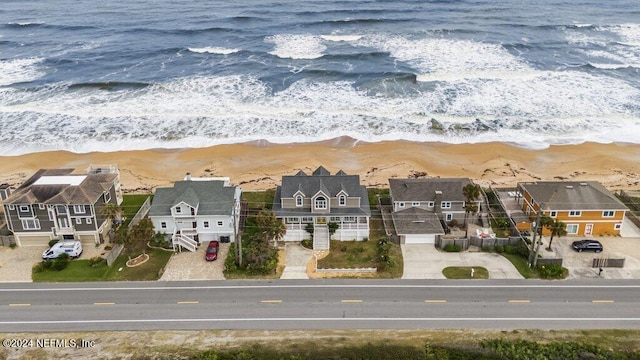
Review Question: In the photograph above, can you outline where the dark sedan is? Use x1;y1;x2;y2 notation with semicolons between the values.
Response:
571;240;603;253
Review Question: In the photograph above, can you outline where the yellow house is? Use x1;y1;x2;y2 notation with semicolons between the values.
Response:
516;181;628;236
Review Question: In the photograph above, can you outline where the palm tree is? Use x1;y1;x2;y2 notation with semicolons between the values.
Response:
128;218;155;256
462;184;481;238
256;209;287;246
101;203;123;226
544;217;567;250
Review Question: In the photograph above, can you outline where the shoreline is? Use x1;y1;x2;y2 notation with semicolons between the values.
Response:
0;139;639;192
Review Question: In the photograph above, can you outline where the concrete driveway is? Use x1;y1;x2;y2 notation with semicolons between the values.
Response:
0;246;43;282
401;244;523;279
280;243;313;279
159;242;228;281
550;236;640;279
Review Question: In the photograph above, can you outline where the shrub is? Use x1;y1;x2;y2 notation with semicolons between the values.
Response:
443;244;461;252
356;246;365;253
340;245;348;252
504;245;516;254
362;236;369;242
9;243;16;249
89;256;105;268
51;255;70;271
495;245;505;253
536;264;567;279
34;260;53;273
300;239;313;249
448;219;458;227
482;245;495;252
48;239;59;247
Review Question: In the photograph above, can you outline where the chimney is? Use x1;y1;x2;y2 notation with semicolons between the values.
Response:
434;190;442;215
185;173;192;181
0;184;10;201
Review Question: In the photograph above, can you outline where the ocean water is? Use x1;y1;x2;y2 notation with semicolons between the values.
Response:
1;0;639;155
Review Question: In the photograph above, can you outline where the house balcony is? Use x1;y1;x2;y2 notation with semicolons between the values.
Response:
340;224;369;230
53;226;76;237
286;224;305;231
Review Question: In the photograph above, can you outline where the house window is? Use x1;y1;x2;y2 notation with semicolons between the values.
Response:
339;195;346;206
19;205;30;212
412;202;420;206
399;202;405;208
550;211;557;218
569;210;582;217
73;205;85;214
56;205;67;215
204;221;210;228
344;216;356;222
315;196;327;209
286;217;299;223
161;222;167;229
445;213;453;221
21;219;40;230
87;218;92;224
296;195;303;207
614;223;622;230
302;217;313;223
76;218;82;225
566;224;579;234
175;206;182;214
427;202;434;207
602;211;615;217
441;202;452;209
191;207;195;215
39;203;45;210
330;217;341;222
8;204;14;210
217;221;223;227
103;192;111;203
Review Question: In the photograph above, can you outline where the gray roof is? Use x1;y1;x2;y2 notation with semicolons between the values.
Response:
5;169;117;205
273;167;371;216
518;181;628;211
389;178;473;202
392;207;445;235
149;180;238;217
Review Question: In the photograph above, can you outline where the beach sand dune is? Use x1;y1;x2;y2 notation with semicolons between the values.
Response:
1;140;638;192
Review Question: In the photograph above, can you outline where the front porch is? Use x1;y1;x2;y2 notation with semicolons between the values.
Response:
283;215;370;243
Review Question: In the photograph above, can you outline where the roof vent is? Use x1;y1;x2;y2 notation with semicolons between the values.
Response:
185;172;192;181
580;182;588;186
566;185;573;189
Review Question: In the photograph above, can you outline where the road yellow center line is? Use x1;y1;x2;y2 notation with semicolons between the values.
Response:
261;300;283;303
341;299;363;303
425;300;447;303
508;300;531;303
177;301;199;305
94;302;115;306
9;303;31;307
592;300;615;303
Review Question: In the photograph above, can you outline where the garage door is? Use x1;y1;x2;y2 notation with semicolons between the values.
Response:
403;234;435;244
16;234;51;247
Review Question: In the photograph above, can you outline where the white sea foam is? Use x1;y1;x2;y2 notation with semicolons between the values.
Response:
320;34;362;42
1;67;639;155
265;34;326;59
187;47;240;55
356;34;531;76
566;24;640;68
0;57;46;86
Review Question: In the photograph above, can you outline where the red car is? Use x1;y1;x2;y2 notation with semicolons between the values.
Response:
205;241;219;261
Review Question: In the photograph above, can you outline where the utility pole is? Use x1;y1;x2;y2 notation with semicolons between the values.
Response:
234;200;242;267
528;203;543;267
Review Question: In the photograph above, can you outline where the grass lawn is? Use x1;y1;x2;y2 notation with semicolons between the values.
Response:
316;216;403;278
443;266;489;279
367;188;389;210
33;248;172;282
121;194;152;228
242;190;275;210
501;253;536;279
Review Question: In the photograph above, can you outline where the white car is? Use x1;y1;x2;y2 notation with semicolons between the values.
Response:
42;240;83;259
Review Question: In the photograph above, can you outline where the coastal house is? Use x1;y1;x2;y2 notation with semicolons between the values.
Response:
272;166;371;250
516;181;628;236
2;165;123;247
388;178;479;244
149;174;241;252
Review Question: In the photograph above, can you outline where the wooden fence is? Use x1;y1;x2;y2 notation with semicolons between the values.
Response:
592;258;625;268
436;236;520;251
106;243;124;267
537;258;563;266
0;235;15;247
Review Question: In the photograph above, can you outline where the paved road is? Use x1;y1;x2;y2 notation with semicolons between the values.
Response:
1;280;639;332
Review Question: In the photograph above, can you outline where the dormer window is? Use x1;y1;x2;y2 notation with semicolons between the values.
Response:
339;195;346;206
315;196;327;210
296;195;303;207
103;192;111;203
175;206;182;214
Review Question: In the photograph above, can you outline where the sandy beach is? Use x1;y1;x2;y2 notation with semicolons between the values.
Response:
1;139;639;192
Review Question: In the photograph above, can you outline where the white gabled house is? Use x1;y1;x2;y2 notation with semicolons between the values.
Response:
149;174;241;251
